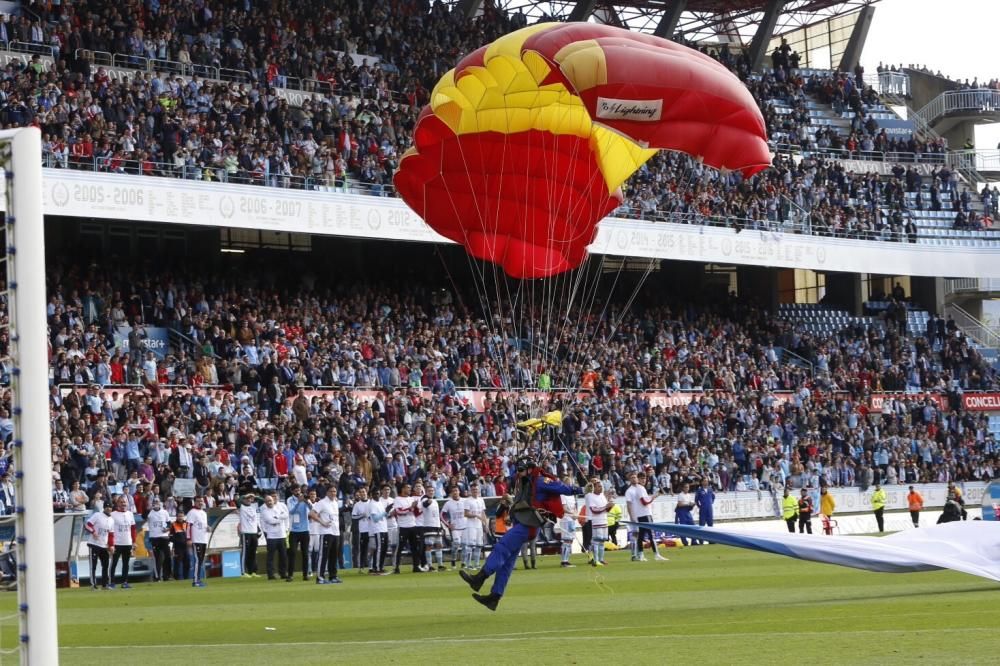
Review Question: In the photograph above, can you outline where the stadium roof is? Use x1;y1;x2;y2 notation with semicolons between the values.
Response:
457;0;879;44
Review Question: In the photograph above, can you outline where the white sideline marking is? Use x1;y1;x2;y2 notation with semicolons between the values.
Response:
60;626;995;650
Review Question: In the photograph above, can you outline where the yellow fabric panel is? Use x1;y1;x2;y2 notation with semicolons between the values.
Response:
483;22;556;64
591;126;657;192
522;50;553;85
467;64;500;91
432;86;469;111
482;57;518;91
435;101;465;133
421;23;653;195
553;42;608;94
474;87;510;111
455;72;489;108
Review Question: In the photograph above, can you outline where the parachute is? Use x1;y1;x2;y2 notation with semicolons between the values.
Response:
394;22;770;279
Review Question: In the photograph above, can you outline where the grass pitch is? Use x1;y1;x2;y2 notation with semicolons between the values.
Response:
3;545;998;665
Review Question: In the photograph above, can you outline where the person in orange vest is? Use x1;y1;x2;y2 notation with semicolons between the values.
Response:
907;486;924;528
494;497;511;537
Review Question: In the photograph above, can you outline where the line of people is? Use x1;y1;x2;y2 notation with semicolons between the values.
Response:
234;480;492;582
84;494;210;589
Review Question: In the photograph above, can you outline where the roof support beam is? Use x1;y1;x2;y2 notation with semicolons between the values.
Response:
837;4;876;72
593;6;624;27
748;0;786;71
654;0;688;39
455;0;483;20
568;0;598;23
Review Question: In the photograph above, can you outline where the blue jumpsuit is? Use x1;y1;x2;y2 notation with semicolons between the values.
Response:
694;486;715;546
481;476;578;597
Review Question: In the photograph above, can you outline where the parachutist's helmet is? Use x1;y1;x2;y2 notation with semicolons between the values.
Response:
516;458;537;473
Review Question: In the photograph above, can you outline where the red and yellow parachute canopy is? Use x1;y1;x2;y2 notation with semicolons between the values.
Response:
394;23;770;279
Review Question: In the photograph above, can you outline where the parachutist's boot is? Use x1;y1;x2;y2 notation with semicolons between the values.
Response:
460;568;488;592
472;592;501;611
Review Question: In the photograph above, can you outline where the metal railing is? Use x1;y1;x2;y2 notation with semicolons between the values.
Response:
949;149;1000;174
40;149;1000;245
866;71;911;98
944;303;1000;350
944;278;1000;296
74;48;253;85
772;142;947;165
915;88;1000;126
68;46;407;104
778;346;814;375
42;150;398;196
8;40;55;59
167;328;220;362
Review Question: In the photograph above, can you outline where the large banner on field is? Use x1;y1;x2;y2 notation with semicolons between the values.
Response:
635;482;986;522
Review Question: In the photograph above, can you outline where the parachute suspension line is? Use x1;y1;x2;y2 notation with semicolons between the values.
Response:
484;110;514;393
427;124;506;394
539;99;607;388
560;254;605;388
433;245;468;316
555;127;632;391
549;137;616;389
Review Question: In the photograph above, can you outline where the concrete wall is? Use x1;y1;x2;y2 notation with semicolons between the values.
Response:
904;68;959;112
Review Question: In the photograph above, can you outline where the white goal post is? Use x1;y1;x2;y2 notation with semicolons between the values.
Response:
1;127;58;665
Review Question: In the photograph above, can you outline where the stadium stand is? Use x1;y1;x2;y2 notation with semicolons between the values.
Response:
0;0;994;245
0;1;992;526
27;250;998;517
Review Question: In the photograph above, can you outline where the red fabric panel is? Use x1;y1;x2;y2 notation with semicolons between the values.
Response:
523;23;770;176
395;115;618;279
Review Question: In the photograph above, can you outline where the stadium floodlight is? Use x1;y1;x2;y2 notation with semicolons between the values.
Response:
0;127;59;665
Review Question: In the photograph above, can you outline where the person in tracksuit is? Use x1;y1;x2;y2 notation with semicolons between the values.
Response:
146;498;173;581
85;503;114;589
311;486;343;584
287;487;312;580
237;493;261;577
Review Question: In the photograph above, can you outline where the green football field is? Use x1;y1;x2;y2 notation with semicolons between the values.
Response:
2;545;998;665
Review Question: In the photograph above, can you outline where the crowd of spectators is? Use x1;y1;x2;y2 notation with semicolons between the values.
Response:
0;0;987;243
0;3;993;520
618;150;978;241
1;256;990;520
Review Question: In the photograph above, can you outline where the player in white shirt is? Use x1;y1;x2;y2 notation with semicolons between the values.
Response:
186;496;210;587
624;471;667;561
259;492;291;580
410;482;429;572
146;498;173;582
441;486;467;570
306;489;322;578
310;486;343;584
417;482;445;572
391;484;422;574
237;493;261;577
367;486;391;574
463;484;488;569
84;503;114;589
109;496;137;588
585;479;614;567
557;499;579;568
351;488;371;573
